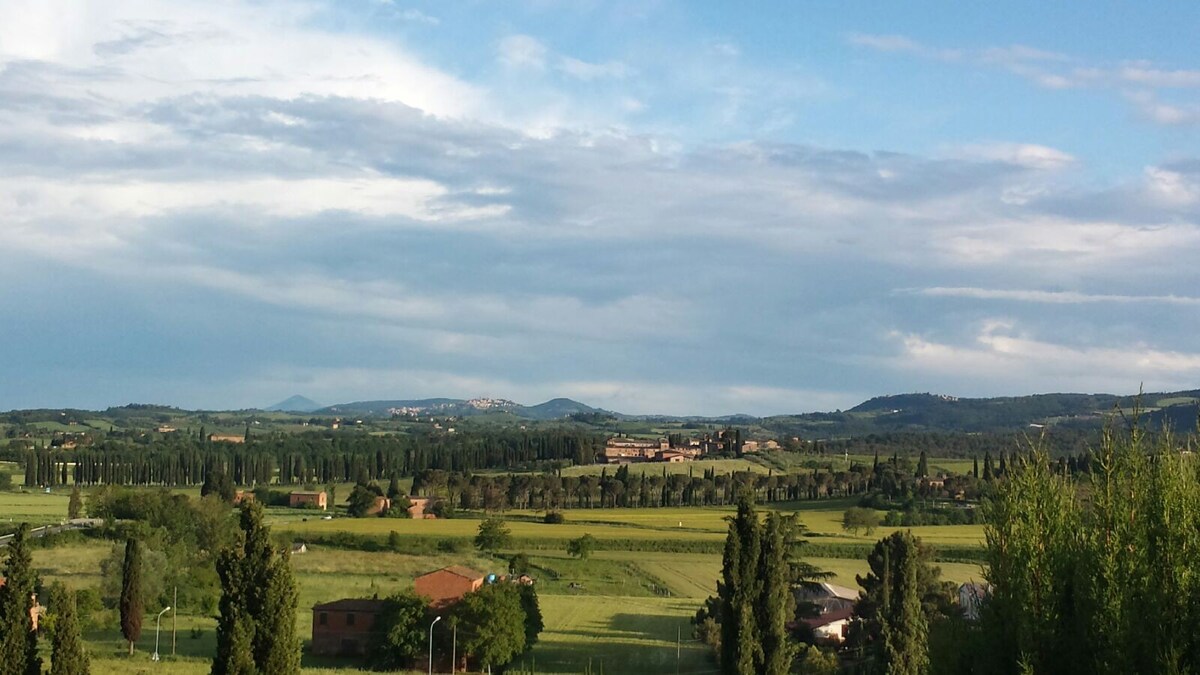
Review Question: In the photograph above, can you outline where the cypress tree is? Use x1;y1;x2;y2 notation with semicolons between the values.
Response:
917;451;929;479
0;524;41;675
120;538;143;655
68;485;83;520
757;512;794;675
48;584;90;675
213;501;300;675
719;492;762;675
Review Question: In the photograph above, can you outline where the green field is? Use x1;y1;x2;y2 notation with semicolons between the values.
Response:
7;488;986;673
0;489;72;525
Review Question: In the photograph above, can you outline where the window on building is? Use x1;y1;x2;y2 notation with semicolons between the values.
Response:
346;612;355;626
318;612;327;626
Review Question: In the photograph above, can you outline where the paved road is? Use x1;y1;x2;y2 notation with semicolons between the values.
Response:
0;518;103;547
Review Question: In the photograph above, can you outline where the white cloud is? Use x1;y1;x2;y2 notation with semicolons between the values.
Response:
0;0;482;118
557;56;630;80
951;142;1076;170
910;287;1200;306
498;34;548;70
889;322;1200;393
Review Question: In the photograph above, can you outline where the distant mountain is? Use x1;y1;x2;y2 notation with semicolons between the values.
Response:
763;390;1200;437
319;396;606;420
265;395;322;413
522;398;601;420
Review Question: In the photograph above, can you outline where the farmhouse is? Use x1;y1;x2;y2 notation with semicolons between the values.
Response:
310;598;385;656
0;581;43;630
654;450;688;463
802;605;854;644
407;496;438;519
289;491;328;510
208;434;245;444
414;566;485;610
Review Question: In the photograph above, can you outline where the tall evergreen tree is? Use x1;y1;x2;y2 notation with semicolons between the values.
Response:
48;584;90;675
212;502;300;675
917;451;929;479
68;485;83;520
757;511;795;675
855;532;931;675
719;492;762;675
0;524;41;675
119;538;144;655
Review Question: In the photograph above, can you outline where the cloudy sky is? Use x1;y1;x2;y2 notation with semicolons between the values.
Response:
2;1;1200;415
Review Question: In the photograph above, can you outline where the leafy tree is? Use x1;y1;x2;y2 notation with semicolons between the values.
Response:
68;485;83;520
385;494;412;518
369;591;427;670
120;538;144;655
474;518;511;552
202;467;236;503
212;502;300;675
566;533;596;560
796;646;840;675
48;584;90;675
453;583;527;671
346;483;383;518
842;507;881;536
509;552;532;575
0;524;41;675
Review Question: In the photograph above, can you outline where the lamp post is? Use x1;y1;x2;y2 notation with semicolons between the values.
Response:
152;606;171;662
428;615;442;675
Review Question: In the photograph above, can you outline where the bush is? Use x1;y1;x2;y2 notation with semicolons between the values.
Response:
543;512;565;524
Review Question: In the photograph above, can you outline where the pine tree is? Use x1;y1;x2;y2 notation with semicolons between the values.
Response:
0;524;42;675
213;502;300;675
120;538;144;655
48;584;90;675
917;451;929;479
68;485;83;520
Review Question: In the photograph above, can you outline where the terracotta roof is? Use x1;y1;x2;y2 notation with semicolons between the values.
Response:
421;565;484;581
312;598;386;612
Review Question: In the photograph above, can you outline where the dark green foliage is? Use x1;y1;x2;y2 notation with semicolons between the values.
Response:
757;512;795;675
720;493;762;675
48;584;90;675
453;583;527;670
917;451;929;478
386;474;402;500
385;494;412;518
0;524;42;675
543;511;565;524
346;483;383;518
120;538;144;655
368;591;427;670
212;502;300;675
518;584;543;648
201;466;236;503
68;485;82;519
509;552;532;575
842;506;881;535
474;518;511;552
566;533;596;560
850;532;953;673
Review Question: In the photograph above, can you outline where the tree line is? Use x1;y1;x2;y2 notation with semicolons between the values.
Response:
18;428;603;489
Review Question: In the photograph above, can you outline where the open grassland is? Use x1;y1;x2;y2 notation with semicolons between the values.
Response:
0;489;71;525
528;595;710;675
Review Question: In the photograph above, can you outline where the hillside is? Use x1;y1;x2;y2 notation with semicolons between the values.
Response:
319;397;602;421
265;395;322;413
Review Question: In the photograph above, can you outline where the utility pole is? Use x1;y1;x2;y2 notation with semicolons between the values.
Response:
451;623;456;673
676;625;680;674
172;586;177;656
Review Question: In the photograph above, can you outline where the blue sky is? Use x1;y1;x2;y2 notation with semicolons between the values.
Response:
2;1;1199;415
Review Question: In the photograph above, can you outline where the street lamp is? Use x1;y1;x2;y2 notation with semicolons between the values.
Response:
428;616;442;675
152;606;171;662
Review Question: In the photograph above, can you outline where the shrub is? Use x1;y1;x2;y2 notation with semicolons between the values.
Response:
543;512;565;524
